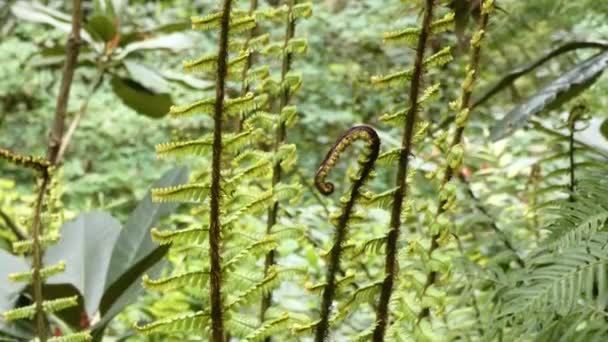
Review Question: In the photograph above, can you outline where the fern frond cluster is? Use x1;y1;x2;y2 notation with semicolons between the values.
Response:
135;0;312;341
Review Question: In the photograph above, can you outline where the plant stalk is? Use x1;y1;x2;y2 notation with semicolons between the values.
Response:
209;0;233;340
260;0;296;323
373;0;436;339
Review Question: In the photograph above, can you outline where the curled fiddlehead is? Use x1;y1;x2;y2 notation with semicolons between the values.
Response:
313;125;380;342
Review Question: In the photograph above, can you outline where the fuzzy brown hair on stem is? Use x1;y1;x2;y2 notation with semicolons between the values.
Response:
313;125;380;341
373;0;436;339
209;0;233;340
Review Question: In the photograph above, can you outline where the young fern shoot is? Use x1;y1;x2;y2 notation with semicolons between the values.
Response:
311;125;381;341
418;0;494;326
369;0;454;339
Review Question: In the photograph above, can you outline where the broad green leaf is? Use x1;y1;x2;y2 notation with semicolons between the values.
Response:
91;167;189;339
491;51;608;141
44;212;122;317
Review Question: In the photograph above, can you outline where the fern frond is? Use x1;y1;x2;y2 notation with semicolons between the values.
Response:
228;268;280;308
230;33;270;53
377;148;403;166
143;271;209;291
12;232;60;254
361;187;399;209
244;313;290;341
0;147;50;174
133;311;209;335
3;296;78;321
423;46;453;69
334;280;383;321
151;183;210;203
223;237;277;271
9;261;66;282
371;68;413;89
292;2;313;19
182;52;249;76
48;331;92;342
156;130;254;158
151;227;208;245
383;13;454;45
497;232;608;326
191;11;255;35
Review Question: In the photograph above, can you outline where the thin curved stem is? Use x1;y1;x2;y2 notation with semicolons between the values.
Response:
313;125;380;342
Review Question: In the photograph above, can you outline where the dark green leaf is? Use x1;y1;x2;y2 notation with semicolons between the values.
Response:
600;119;608;140
85;15;116;42
111;76;173;118
44;212;122;317
491;51;608;141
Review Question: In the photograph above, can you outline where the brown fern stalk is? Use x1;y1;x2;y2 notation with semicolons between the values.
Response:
260;0;297;322
418;0;493;323
313;125;380;342
209;0;233;340
372;0;436;340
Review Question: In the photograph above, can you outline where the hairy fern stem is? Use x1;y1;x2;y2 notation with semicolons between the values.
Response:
261;0;297;323
313;125;380;341
373;0;436;339
209;0;233;340
418;0;493;323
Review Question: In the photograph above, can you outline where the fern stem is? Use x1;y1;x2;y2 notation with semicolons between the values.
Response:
31;174;50;342
373;0;436;339
47;0;82;165
314;125;380;342
418;0;493;323
260;0;296;323
209;1;233;340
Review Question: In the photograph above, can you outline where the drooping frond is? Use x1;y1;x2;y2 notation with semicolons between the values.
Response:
143;271;210;292
229;33;270;53
151;183;210;203
3;296;78;321
423;46;453;69
244;313;290;341
376;148;402;166
133;311;209;335
333;280;383;321
151;227;209;245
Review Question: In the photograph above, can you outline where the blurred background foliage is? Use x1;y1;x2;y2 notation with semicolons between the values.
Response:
2;0;608;340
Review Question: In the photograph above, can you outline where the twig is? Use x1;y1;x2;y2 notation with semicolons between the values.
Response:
47;0;83;165
0;208;27;240
56;65;105;162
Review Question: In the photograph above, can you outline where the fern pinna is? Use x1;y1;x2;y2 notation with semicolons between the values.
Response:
133;1;310;341
0;148;91;342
